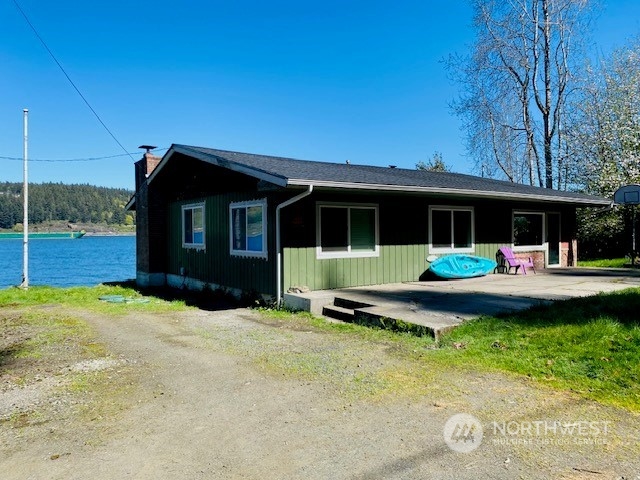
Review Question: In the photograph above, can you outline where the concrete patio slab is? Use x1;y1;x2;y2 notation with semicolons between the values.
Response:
283;268;640;339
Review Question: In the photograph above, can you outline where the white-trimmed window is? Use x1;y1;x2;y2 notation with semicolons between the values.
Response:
429;206;474;253
316;203;379;259
182;203;205;249
230;199;267;258
513;211;544;249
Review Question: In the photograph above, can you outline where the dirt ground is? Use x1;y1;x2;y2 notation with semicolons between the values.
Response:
1;305;639;479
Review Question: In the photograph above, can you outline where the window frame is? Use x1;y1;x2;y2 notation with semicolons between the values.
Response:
428;206;474;254
229;198;268;259
512;210;545;251
182;202;206;250
316;202;380;259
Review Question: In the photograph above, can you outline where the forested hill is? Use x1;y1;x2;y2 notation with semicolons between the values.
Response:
0;182;134;229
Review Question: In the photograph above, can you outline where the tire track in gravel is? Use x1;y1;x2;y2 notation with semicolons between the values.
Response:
1;307;638;479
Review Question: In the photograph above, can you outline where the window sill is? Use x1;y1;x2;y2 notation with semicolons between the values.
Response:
428;247;474;254
183;244;205;250
316;249;379;259
512;245;545;252
230;250;268;260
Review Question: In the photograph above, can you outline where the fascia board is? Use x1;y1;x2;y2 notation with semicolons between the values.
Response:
147;145;288;187
286;179;611;206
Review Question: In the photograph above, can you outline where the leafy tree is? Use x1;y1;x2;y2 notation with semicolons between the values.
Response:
569;39;640;196
416;152;451;172
448;0;592;189
568;39;640;258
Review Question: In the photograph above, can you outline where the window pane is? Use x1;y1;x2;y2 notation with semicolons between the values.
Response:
184;208;193;244
453;210;472;248
320;207;348;251
514;214;543;246
232;208;246;250
193;207;203;230
246;205;263;252
350;208;375;251
431;210;452;248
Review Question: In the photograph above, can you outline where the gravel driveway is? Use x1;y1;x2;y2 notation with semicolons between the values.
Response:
1;306;638;479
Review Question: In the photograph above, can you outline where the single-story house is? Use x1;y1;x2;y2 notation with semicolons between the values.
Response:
128;144;610;303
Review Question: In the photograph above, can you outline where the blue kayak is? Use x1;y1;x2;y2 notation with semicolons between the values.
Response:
429;254;497;279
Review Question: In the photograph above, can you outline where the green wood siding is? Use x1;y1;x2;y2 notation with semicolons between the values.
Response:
163;178;577;295
167;193;277;296
281;193;431;290
281;197;577;291
283;244;430;290
282;242;517;290
474;243;504;262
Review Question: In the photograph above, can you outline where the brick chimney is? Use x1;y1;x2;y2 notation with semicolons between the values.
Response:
133;145;166;288
135;145;162;191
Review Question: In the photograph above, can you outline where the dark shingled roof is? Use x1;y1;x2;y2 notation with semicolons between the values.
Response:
148;144;610;206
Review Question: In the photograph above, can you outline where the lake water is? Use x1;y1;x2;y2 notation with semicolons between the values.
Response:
0;236;136;289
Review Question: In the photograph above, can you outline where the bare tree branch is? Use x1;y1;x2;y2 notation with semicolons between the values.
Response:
447;0;591;189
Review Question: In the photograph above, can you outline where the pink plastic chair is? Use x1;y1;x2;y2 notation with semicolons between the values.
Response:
497;246;536;275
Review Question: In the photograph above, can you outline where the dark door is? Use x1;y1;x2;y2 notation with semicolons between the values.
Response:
547;213;560;266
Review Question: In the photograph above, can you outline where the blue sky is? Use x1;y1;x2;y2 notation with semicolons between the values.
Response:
1;1;639;190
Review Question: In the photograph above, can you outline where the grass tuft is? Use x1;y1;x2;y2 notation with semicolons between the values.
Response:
578;258;627;268
0;284;189;314
434;288;640;410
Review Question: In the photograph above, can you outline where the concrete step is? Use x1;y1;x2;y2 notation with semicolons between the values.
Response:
322;304;355;322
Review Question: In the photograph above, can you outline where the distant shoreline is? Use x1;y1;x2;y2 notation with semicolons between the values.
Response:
0;231;136;236
1;223;136;237
83;232;136;237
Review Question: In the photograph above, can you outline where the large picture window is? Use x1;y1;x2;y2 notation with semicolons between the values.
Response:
230;199;267;258
429;206;474;253
513;212;544;247
182;203;205;249
317;204;379;258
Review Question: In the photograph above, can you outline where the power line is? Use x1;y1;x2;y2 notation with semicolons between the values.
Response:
0;148;168;163
11;0;135;162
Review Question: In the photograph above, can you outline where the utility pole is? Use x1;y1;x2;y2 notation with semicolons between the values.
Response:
21;108;29;289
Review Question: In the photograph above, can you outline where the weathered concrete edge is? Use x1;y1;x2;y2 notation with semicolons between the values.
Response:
354;306;456;340
283;292;458;340
283;292;335;315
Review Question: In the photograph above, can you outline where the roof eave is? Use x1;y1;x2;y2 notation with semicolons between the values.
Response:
125;195;136;211
143;147;609;207
286;179;611;206
146;145;288;187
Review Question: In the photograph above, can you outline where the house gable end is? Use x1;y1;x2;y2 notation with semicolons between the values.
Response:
148;145;288;189
149;152;279;204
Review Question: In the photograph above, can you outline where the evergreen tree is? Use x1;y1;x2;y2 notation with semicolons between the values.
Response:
0;182;134;229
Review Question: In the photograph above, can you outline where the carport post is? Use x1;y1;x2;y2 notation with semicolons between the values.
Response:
275;185;313;306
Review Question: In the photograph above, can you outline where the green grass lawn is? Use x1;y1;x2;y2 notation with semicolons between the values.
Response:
430;288;640;410
0;284;189;314
578;257;628;268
